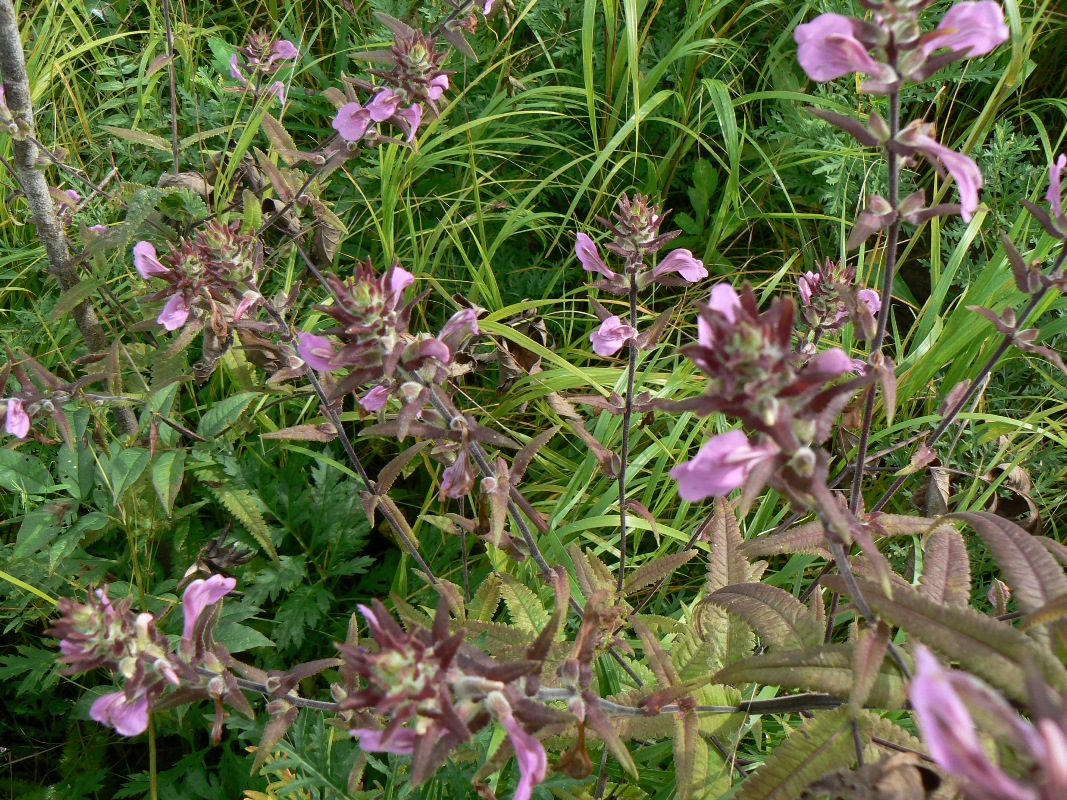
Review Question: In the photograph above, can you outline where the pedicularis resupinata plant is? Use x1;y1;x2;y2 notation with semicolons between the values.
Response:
4;0;1067;798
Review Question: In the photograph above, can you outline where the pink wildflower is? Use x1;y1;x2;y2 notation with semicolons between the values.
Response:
923;2;1009;58
900;122;983;221
4;398;30;438
181;574;236;655
1048;154;1066;222
396;103;423;143
333;102;372;142
297;332;341;372
90;690;150;737
133;241;170;279
427;75;449;100
653;248;708;282
589;316;636;357
157;295;190;331
575;233;614;278
794;14;894;84
359;385;392;411
670;429;778;501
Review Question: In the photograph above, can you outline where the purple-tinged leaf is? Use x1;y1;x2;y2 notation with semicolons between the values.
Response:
739;520;831;560
623;549;697;596
850;621;890;711
733;709;865;800
260;423;338;442
252;703;299;772
510;425;559;484
707;584;823;649
714;644;905;709
917;524;971;607
950;511;1067;615
706;497;756;591
823;576;1067;701
373;12;417;39
583;692;639;777
377;440;430;494
806;107;882;146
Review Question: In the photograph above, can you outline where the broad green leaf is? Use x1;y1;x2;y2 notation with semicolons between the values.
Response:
107;447;151;499
197;392;260;438
14;505;64;560
0;450;55;495
735;709;864;800
707;583;823;649
152;449;186;517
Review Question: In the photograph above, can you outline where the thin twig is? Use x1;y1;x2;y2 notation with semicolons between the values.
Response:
615;275;639;592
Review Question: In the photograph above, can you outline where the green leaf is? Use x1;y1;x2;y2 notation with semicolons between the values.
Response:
100;124;170;152
14;505;64;560
50;278;105;321
735;709;864;800
707;583;823;649
824;576;1067;701
714;644;905;709
207;483;279;563
498;573;549;633
107;447;151;499
0;450;55;494
152;449;186;517
213;620;275;654
707;497;755;591
197;392;260;438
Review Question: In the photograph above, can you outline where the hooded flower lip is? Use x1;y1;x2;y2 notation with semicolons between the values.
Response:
652;248;708;282
270;39;300;62
157;294;190;331
670;429;778;501
589;316;636;357
922;1;1010;58
333;102;372;142
367;89;401;122
501;711;548;800
297;332;341;372
698;283;742;347
4;398;30;438
359;384;392;411
900;123;983;221
133;241;171;279
575;233;614;278
794;13;895;84
90;690;150;737
352;727;417;754
427;74;449;100
397;103;423;143
181;574;236;654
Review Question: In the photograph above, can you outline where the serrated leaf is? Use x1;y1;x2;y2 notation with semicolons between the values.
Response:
208;484;279;563
1020;594;1067;631
707;584;823;649
261;114;299;164
197;392;260;438
498;574;549;633
50;278;104;321
152;449;185;516
108;447;151;499
739;520;831;559
468;573;501;622
623;549;697;595
735;709;864;800
850;622;890;711
101;124;170;152
714;644;905;709
823;576;1067;701
951;511;1067;614
917;524;970;607
706;497;754;590
674;711;709;800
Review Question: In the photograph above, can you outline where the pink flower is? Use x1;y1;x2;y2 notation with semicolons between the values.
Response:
270;39;299;62
427;75;449;100
901;123;983;221
4;398;30;438
333;102;372;142
501;713;547;800
388;265;416;296
133;241;171;279
908;648;1035;800
367;89;401;122
575;232;614;278
924;2;1009;58
396;103;422;143
438;307;479;357
352;727;417;754
233;292;258;321
798;272;816;306
229;53;248;84
181;574;236;655
266;81;286;103
1047;153;1066;222
359;385;391;411
440;449;474;499
698;283;742;347
90;690;150;737
157;294;190;331
88;224;108;234
806;347;854;377
589;316;636;357
297;332;340;372
858;288;881;316
653;248;708;282
483;0;495;14
670;429;778;501
794;14;894;83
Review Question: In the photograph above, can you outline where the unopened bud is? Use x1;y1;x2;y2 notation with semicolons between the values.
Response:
790;447;816;478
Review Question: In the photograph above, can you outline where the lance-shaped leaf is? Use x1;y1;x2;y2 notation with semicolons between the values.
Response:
252;702;298;773
950;511;1067;614
735;709;866;800
674;711;710;800
850;622;890;711
707;584;823;649
584;691;639;778
525;567;569;669
707;497;755;590
510;425;559;484
714;644;905;709
260;423;337;442
623;549;697;595
806;107;883;146
377;440;430;494
569;544;617;598
739;520;830;559
917;524;971;607
823;576;1067;701
498;572;549;633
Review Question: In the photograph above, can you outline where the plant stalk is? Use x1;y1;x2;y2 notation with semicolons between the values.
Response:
616;274;639;591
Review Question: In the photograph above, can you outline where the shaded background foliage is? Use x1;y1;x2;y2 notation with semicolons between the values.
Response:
2;0;1067;797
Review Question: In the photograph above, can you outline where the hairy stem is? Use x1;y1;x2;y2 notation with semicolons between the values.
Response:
160;0;180;176
616;275;639;591
850;88;900;513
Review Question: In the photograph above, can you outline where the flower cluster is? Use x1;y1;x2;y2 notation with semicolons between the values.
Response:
577;193;707;356
797;259;881;338
229;30;299;104
795;2;1009;222
909;647;1067;800
333;30;449;148
335;601;552;799
46;576;237;737
296;260;478;412
668;283;867;502
133;220;263;332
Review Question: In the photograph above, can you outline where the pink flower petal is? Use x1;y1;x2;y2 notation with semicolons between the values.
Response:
351;727;417;754
297;332;340;372
181;574;236;653
333;102;371;142
501;714;547;800
90;690;150;737
157;294;190;331
1047;153;1066;219
427;74;449;100
4;398;30;438
367;89;401;122
924;1;1010;58
271;39;300;61
653;248;708;282
133;241;171;279
575;233;614;278
671;430;777;501
794;13;893;83
359;385;391;411
589;316;636;357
